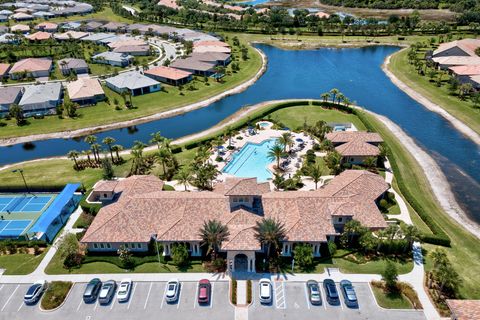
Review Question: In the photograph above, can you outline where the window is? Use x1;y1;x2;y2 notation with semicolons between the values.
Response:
137;243;142;249
233;197;238;202
338;217;343;222
239;197;244;203
100;243;104;249
93;243;98;249
103;193;107;198
106;243;111;249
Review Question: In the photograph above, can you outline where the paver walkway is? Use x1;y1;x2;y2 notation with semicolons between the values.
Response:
384;159;412;224
237;280;247;305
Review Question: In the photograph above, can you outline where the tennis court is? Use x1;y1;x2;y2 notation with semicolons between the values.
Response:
0;220;32;237
0;195;53;213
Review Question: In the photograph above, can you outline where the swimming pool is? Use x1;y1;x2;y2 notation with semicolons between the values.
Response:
222;139;277;182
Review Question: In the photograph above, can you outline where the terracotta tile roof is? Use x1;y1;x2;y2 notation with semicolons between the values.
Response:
54;31;88;40
193;40;229;47
112;44;150;54
326;131;383;157
9;57;52;74
67;78;104;100
0;63;10;76
447;300;480;320
108;39;147;49
35;22;57;30
26;31;51;41
82;172;387;248
449;65;480;76
193;45;231;54
10;24;30;32
433;55;480;66
145;66;192;80
158;0;180;9
434;38;480;57
93;180;119;192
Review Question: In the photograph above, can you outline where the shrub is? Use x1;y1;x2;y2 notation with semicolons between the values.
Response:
215;156;224;162
231;278;237;305
382;261;399;291
170;243;189;267
171;145;182;154
327;241;337;256
33;245;41;255
293;243;314;270
379;199;389;212
63;253;84;269
247;280;252;304
40;281;73;310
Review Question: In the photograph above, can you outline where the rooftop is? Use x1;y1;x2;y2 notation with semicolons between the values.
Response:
447;300;480;320
144;66;193;80
19;82;62;106
105;71;160;90
9;57;52;74
58;58;88;70
66;78;104;100
26;31;52;41
0;86;23;105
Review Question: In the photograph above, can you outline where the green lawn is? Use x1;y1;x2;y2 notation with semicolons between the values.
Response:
371;285;413;309
0;43;263;139
0;250;49;275
388;48;480;135
41;281;73;310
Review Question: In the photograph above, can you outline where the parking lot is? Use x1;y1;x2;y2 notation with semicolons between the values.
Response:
0;281;233;320
249;281;426;320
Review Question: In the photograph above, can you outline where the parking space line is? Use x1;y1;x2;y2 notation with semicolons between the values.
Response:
194;282;199;308
144;282;153;310
110;299;115;310
2;284;19;311
303;283;310;310
93;300;98;311
160;284;167;309
177;283;183;309
274;282;286;309
321;289;326;310
337;284;344;310
210;282;214;309
76;299;83;311
17;301;23;312
127;283;137;310
0;284;4;292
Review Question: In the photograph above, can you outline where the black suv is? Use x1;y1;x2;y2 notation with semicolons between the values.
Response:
83;278;102;303
323;279;340;305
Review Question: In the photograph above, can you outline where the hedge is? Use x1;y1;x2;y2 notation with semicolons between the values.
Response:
0;239;48;247
171;145;182;154
231;278;237;305
354;109;451;247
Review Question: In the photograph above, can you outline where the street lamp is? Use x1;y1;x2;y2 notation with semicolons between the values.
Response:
11;169;29;194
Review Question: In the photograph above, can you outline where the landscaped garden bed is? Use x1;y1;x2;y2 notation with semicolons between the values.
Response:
40;281;73;310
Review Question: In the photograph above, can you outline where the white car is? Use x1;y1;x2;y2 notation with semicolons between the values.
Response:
117;279;132;302
24;280;47;305
258;278;272;304
165;279;180;303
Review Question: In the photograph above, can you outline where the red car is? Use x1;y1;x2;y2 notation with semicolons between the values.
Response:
198;279;211;304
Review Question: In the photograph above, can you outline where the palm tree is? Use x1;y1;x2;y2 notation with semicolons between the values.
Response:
195;146;211;165
156;146;172;175
320;92;330;102
213;137;224;156
91;143;101;163
336;93;345;105
430;248;448;270
175;166;193;191
278;132;293;153
111;144;123;162
225;126;234;147
308;164;324;190
102;137;116;162
199;219;230;261
324;151;343;175
82;149;92;164
150;131;164;150
402;225;420;251
329;88;340;103
254;218;286;259
67;150;79;169
267;143;286;170
130;148;144;175
84;135;97;161
363;157;377;171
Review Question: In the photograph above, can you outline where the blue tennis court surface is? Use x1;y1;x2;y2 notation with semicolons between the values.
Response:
0;195;52;213
0;220;31;237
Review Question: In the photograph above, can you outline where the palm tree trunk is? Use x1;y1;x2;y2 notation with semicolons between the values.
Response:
116;150;120;161
109;147;114;162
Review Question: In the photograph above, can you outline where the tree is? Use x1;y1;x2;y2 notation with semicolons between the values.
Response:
117;245;134;269
320;92;330;102
267;143;286;170
272;173;285;190
359;232;378;254
84;135;98;162
150;131;164;150
67;150;79;169
199;219;230;261
56;233;82;269
402;224;420;251
111;144;123;162
171;243;189;267
102;137;116;162
308;164;323;190
341;219;367;247
363;156;377;170
102;158;114;180
254;218;286;260
293;243;314;270
382;261;398;291
175;166;193;191
278;132;293;153
429;248;448;270
329;88;340;103
324;151;343;175
156;146;172;176
9;104;24;126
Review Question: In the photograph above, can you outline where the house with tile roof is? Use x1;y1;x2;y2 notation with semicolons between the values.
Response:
144;66;193;86
0;63;10;80
112;44;150;56
35;22;58;32
81;170;389;272
325;131;384;164
447;300;480;320
170;57;216;76
102;22;127;32
10;12;33;20
105;71;161;96
26;31;52;41
82;21;104;32
18;82;62;113
431;39;480;69
53;30;88;40
9;57;52;80
58;58;89;76
91;51;133;67
190;52;231;66
0;86;23;114
66;78;105;105
10;24;30;33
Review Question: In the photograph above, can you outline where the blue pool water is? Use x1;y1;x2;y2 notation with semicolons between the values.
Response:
1;45;479;222
223;139;277;181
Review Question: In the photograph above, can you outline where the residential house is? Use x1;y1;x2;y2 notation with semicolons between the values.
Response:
18;82;62;114
57;58;89;76
0;25;8;34
32;11;55;19
26;31;52;41
0;63;10;80
61;21;82;30
193;40;231;54
325;131;384;164
9;58;52;80
102;22;127;32
81;170;388;272
309;11;330;19
82;21;104;32
35;22;58;32
10;24;30;33
0;15;7;22
0;86;23;114
448;65;480;88
91;52;133;67
112;44;150;56
105;71;161;96
66;78;105;105
0;33;18;44
0;9;13;16
190;52;231;66
81;32;116;44
170;57;216;76
144;66;193;86
446;300;480;320
107;39;148;49
54;31;88;40
431;39;480;69
158;0;180;9
10;12;33;21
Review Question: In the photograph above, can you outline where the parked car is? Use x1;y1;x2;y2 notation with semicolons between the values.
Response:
306;280;322;305
99;280;117;305
165;279;180;303
83;278;102;303
258;278;272;304
197;279;211;305
323;279;340;305
117;279;132;303
340;280;358;308
24;280;47;305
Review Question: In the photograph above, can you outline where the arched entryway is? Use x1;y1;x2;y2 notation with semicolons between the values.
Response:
234;254;248;272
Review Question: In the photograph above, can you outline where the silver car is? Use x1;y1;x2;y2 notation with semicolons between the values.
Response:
165;279;180;303
24;280;47;305
98;280;117;305
258;278;272;304
306;280;322;305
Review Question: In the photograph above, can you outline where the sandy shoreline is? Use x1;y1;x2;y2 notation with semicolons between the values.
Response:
383;49;480;146
0;47;268;147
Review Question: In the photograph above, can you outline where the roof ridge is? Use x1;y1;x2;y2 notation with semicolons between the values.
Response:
81;203;125;241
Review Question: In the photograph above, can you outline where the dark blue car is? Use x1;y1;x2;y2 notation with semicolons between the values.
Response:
340;280;358;308
323;279;340;305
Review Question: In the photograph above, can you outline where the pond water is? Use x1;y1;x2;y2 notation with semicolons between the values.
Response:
1;44;479;223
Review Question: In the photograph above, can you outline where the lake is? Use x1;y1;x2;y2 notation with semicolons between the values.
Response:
1;45;479;223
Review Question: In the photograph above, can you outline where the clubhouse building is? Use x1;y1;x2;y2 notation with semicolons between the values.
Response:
82;170;389;272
